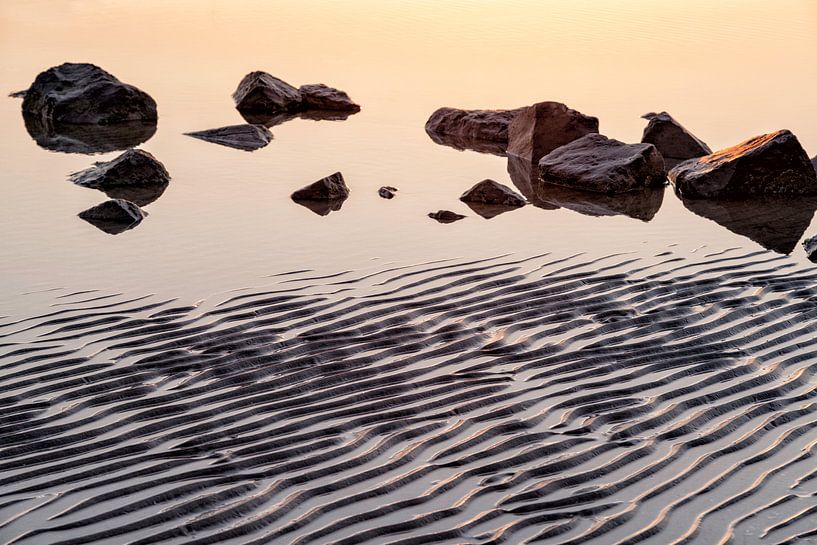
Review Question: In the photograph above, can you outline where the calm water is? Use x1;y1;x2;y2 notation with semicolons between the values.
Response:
1;0;817;313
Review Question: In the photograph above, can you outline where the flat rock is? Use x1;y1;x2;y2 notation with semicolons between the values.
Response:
669;130;817;198
538;134;665;194
23;116;156;154
70;149;171;190
804;234;817;262
185;124;272;151
641;111;711;161
291;172;350;200
378;186;398;199
22;63;157;125
299;84;360;112
78;199;147;234
425;108;522;152
460;179;525;207
507;101;599;163
428;210;466;223
233;72;302;114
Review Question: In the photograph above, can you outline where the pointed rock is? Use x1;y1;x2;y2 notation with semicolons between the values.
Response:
669;130;817;198
538;134;665;194
185;124;272;151
460;179;525;207
233;72;302;114
507;101;599;163
291;172;350;201
299;84;360;112
70;149;171;190
641;112;711;161
78;199;147;234
428;210;466;223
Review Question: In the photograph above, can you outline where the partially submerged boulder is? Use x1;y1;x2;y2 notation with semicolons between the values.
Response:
299;84;360;112
804;234;817;262
185;124;272;151
669;130;817;198
78;199;147;234
538;134;665;194
425;107;522;153
428;210;466;223
70;149;171;190
21;63;157;125
291;172;350;201
506;101;599;163
641;111;711;161
378;186;398;199
460;179;525;207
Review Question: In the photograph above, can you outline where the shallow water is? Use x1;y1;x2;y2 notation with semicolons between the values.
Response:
3;2;817;544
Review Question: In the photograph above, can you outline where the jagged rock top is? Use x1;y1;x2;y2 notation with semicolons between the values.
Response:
70;149;171;189
185;124;272;151
641;111;711;161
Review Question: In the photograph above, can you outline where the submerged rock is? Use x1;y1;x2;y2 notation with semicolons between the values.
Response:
538;134;665;194
21;63;157;125
641;112;711;161
233;72;302;114
293;198;346;216
22;116;156;154
425;107;522;153
70;149;171;191
185;124;272;151
378;186;398;199
804;234;817;262
507;101;599;163
299;84;360;112
669;130;817;198
428;210;466;223
78;199;147;234
291;172;350;201
460;179;525;207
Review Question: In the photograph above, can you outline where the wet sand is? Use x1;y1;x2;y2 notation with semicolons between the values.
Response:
4;248;817;544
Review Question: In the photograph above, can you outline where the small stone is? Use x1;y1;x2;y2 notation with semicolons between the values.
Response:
185;124;272;151
641;111;711;161
460;179;525;207
428;210;466;223
299;84;360;112
291;172;350;200
507;101;599;163
378;186;398;199
78;199;147;234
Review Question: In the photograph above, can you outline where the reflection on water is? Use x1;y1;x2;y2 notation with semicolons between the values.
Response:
425;128;507;157
681;196;817;254
462;201;523;219
22;114;156;154
239;109;356;127
292;198;346;216
77;200;147;235
507;155;664;220
97;182;169;207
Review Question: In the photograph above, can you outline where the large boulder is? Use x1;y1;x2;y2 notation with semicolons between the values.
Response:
460;179;525;207
641;111;711;162
70;149;171;190
669;130;817;198
425;107;522;154
233;72;303;114
291;172;350;201
538;134;665;194
506;101;599;163
21;63;157;125
78;199;147;234
299;84;360;112
185;124;272;151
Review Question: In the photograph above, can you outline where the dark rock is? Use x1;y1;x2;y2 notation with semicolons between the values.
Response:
641;112;710;161
9;90;27;98
378;186;398;199
23;115;156;154
812;155;817;173
460;179;525;207
804;234;817;262
299;84;360;112
293;198;346;216
78;199;147;234
70;149;171;191
99;183;168;207
682;195;817;254
425;107;522;154
240;109;355;127
506;155;559;210
21;63;157;125
463;202;524;219
428;210;466;223
538;134;665;194
185;124;272;151
291;172;349;200
233;72;302;114
534;182;664;222
507;101;599;163
669;130;817;198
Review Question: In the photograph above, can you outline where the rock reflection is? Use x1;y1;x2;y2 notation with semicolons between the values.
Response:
23;114;156;154
681;196;817;254
239;109;355;128
462;202;522;219
425;130;507;156
78;199;147;235
507;155;663;220
292;198;346;216
99;183;169;207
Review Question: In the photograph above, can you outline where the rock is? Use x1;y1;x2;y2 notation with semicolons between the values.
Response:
293;198;346;216
22;116;156;154
682;196;817;254
378;186;398;199
428;210;466;223
460;179;525;207
425;107;522;153
812;155;817;174
507;101;599;163
669;130;817;198
78;199;147;234
21;63;157;125
233;72;302;114
299;84;360;112
70;149;171;190
804;234;817;262
641;111;711;161
538;134;665;194
9;90;27;98
291;172;349;200
185;124;272;151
